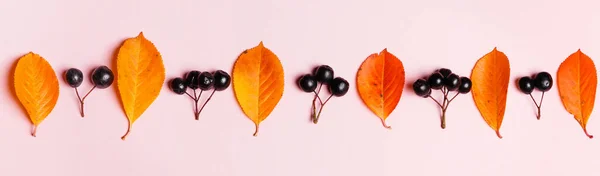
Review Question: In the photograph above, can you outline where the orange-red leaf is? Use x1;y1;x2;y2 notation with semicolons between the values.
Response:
470;47;510;138
557;49;597;138
14;52;60;137
356;49;405;129
116;32;165;140
232;42;285;136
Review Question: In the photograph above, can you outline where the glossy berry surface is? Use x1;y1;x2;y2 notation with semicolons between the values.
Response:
413;79;431;97
198;71;214;91
534;72;553;92
185;71;201;89
298;74;317;93
427;72;444;90
518;76;534;94
438;68;452;78
329;77;349;97
458;77;472;94
91;66;114;89
65;68;84;88
313;65;334;84
444;73;460;91
170;78;187;95
212;70;231;91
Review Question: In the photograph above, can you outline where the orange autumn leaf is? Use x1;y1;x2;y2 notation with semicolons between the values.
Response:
116;32;165;140
13;52;59;137
356;49;405;129
470;47;510;138
557;49;597;139
232;42;284;136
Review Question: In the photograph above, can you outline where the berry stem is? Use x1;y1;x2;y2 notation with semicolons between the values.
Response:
311;83;323;122
529;93;542;120
441;108;447;129
313;94;333;124
75;86;96;118
196;90;216;120
185;92;195;100
192;90;203;120
428;96;443;108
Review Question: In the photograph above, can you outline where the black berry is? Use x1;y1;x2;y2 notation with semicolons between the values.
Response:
329;77;349;97
313;65;334;84
444;73;460;91
185;71;201;89
438;68;452;78
533;72;553;92
518;77;534;94
65;68;84;88
198;71;214;91
91;66;114;89
428;72;444;90
170;78;187;95
212;70;231;91
298;74;317;93
458;77;472;94
413;79;431;97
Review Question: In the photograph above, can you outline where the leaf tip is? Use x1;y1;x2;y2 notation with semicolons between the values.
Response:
137;31;145;38
258;41;264;47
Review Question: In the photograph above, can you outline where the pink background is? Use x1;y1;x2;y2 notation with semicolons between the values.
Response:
1;0;599;175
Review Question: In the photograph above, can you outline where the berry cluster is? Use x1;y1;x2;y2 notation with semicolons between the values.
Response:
413;68;472;129
64;66;115;117
518;72;553;119
297;65;349;124
169;70;231;120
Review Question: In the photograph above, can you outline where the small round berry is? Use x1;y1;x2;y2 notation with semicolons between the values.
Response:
298;74;317;93
185;71;201;89
444;73;460;91
413;79;431;97
91;66;114;89
438;68;452;78
329;77;349;97
458;77;472;94
518;76;534;94
427;72;444;90
198;71;214;91
169;78;187;95
313;65;334;84
533;72;553;92
212;70;231;91
65;68;84;88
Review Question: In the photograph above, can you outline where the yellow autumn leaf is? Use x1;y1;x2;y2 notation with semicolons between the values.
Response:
232;42;285;136
117;32;165;140
14;52;59;137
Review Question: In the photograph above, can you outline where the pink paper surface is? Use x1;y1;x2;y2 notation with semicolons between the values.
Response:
1;0;599;175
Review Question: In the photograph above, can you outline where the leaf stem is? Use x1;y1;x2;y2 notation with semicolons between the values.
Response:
31;125;38;137
196;90;216;120
121;123;132;140
253;123;259;137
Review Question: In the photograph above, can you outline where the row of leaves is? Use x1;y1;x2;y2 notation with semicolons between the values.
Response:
12;32;597;139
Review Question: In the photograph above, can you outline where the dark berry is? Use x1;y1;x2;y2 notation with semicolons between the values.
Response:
91;66;114;89
533;72;553;92
170;78;187;95
438;68;452;78
329;77;349;97
313;65;334;84
198;71;214;91
413;79;431;97
65;68;84;88
444;73;460;91
518;77;534;94
298;74;317;93
427;72;444;90
458;77;472;94
212;70;231;91
185;71;201;89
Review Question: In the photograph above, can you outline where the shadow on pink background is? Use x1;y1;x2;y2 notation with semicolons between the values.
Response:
0;0;599;175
